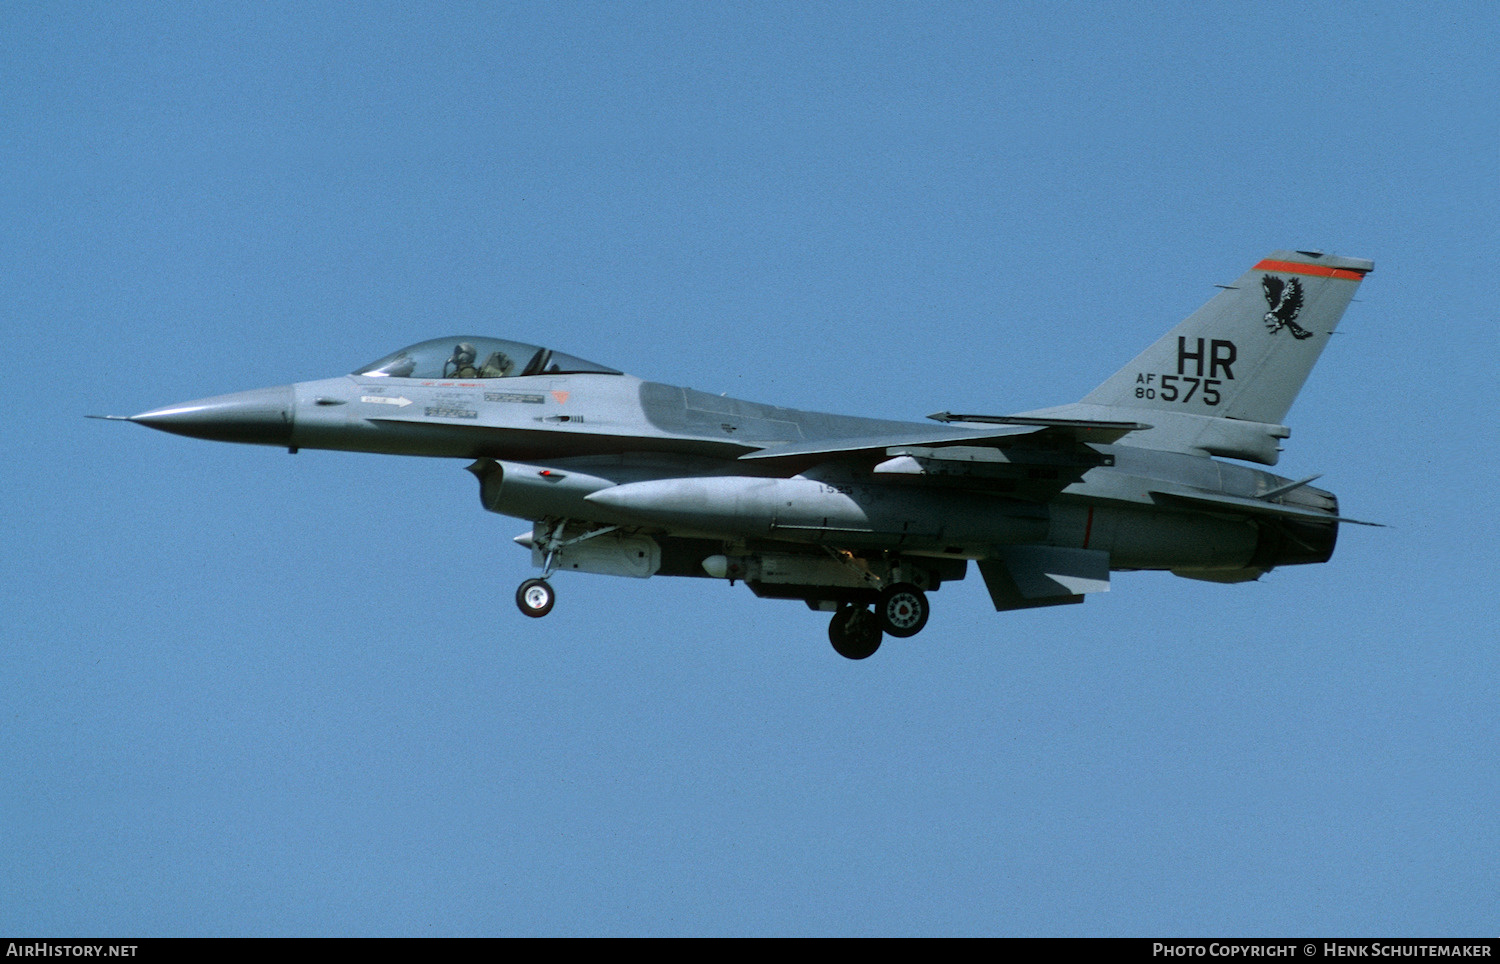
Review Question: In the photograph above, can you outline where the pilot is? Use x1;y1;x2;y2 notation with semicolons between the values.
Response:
444;343;480;378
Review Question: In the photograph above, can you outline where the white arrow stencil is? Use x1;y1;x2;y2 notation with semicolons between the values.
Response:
360;395;413;407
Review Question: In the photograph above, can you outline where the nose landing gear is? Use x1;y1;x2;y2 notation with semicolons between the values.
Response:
516;578;555;618
512;518;622;619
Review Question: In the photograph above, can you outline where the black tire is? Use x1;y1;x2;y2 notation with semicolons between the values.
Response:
516;578;555;618
878;583;929;638
828;605;882;660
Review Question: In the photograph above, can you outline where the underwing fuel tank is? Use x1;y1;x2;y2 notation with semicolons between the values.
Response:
583;476;1047;549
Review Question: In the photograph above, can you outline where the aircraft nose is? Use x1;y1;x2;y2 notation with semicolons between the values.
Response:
131;384;295;446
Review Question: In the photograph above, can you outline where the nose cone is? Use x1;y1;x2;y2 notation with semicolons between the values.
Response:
131;385;295;446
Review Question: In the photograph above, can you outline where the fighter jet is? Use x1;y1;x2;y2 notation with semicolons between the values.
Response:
101;250;1376;658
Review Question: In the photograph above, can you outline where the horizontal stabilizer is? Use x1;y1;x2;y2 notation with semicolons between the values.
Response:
1150;489;1383;526
978;546;1109;612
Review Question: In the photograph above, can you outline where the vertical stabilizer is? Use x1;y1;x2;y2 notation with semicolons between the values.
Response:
1080;251;1372;425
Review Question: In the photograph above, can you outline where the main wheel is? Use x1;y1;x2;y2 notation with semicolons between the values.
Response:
828;605;883;660
878;583;929;638
516;578;555;618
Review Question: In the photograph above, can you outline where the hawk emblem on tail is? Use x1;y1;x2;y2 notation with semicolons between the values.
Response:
1262;275;1313;339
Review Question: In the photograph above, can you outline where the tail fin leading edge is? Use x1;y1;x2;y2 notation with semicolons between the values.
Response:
1081;250;1372;426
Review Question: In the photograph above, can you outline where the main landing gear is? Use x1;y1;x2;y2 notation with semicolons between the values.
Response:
827;583;931;660
828;605;882;659
878;582;930;638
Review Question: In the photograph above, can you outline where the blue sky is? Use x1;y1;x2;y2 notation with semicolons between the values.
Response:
4;1;1496;936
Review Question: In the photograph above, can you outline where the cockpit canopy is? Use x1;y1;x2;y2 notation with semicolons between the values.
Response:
352;336;622;380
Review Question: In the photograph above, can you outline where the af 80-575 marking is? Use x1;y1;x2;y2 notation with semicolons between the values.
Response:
1134;337;1237;405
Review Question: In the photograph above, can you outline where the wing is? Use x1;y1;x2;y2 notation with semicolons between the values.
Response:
740;416;1145;466
740;415;1149;500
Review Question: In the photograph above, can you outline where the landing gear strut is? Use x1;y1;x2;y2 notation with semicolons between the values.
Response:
828;605;883;660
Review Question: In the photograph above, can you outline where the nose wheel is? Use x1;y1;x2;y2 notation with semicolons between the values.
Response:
516;578;556;618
